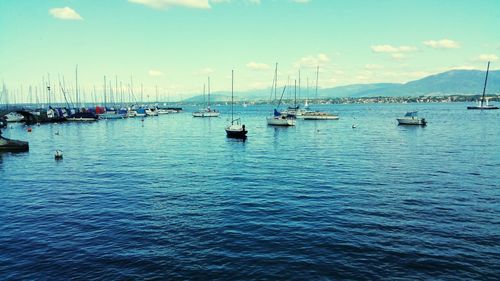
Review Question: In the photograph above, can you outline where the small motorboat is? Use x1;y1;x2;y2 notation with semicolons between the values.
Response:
397;111;427;126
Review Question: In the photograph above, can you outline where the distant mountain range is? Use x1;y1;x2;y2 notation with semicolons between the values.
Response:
184;69;500;102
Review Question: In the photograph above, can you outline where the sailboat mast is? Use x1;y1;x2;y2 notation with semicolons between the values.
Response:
298;69;301;101
231;70;234;124
208;77;211;108
294;79;297;107
130;76;134;104
103;76;107;107
481;61;490;106
274;63;278;101
315;66;319;100
307;77;309;99
109;81;113;106
75;65;79;108
115;76;118;106
47;73;51;106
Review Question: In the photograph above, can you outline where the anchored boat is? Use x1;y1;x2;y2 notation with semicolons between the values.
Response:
397;111;427;126
193;77;220;118
266;63;296;126
467;61;498;110
225;70;247;139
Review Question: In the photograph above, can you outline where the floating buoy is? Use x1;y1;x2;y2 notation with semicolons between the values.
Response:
55;150;63;160
36;123;40;126
55;131;60;135
27;127;32;132
352;124;356;128
141;118;145;122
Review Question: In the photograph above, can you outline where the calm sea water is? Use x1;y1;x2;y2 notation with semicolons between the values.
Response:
1;103;499;280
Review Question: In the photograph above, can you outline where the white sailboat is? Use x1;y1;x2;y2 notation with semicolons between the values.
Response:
467;61;498;110
225;70;247;138
281;79;306;118
302;66;339;120
266;63;295;126
193;77;220;117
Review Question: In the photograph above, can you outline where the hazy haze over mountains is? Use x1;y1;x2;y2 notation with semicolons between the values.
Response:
185;70;500;102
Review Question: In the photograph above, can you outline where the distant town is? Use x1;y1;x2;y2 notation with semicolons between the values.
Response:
1;94;499;110
205;94;500;107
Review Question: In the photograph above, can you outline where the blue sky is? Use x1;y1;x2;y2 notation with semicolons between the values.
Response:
1;0;499;102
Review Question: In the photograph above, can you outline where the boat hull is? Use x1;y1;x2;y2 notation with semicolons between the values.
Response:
157;110;170;114
193;112;220;117
66;112;98;122
225;129;247;138
467;105;499;110
397;117;427;126
98;113;126;120
266;116;296;126
303;115;339;120
145;109;158;116
66;117;98;122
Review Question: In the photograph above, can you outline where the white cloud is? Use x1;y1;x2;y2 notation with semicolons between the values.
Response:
423;39;459;49
391;53;408;60
246;62;271;71
371;45;417;53
364;64;382;70
356;75;371;81
478;54;498;62
49;7;83;20
128;0;211;9
450;65;479;70
295;53;330;68
149;70;164;76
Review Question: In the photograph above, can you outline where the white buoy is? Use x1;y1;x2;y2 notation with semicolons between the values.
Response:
55;131;59;135
55;150;63;160
352;124;356;128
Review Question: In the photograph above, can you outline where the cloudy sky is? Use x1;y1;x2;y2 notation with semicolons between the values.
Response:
0;0;499;102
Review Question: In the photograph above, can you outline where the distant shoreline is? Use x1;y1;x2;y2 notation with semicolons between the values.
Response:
1;94;499;109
